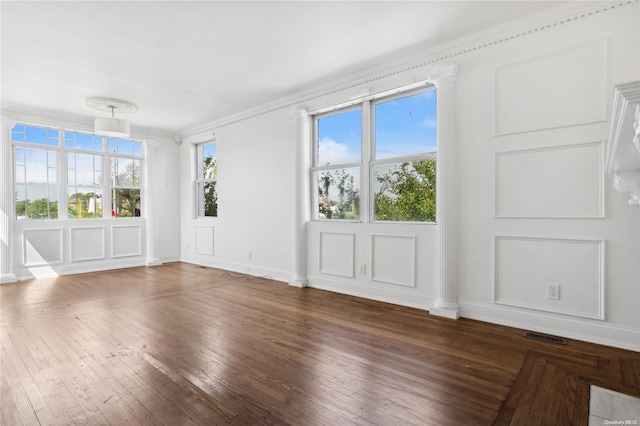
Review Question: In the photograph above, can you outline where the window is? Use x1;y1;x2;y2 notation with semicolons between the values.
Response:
109;138;142;217
12;124;143;220
13;125;59;219
372;89;437;222
312;85;437;222
313;108;361;220
196;142;217;217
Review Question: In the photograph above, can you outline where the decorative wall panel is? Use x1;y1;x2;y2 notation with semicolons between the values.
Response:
23;228;63;266
195;225;214;256
495;142;604;218
495;41;606;135
319;232;354;278
494;236;604;319
371;234;416;287
112;225;142;258
70;227;105;262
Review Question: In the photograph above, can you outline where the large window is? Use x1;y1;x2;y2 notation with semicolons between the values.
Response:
312;86;437;222
196;142;217;217
12;124;143;220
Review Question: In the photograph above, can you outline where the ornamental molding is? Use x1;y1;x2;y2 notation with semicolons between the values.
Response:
182;1;637;137
612;172;640;206
606;81;640;206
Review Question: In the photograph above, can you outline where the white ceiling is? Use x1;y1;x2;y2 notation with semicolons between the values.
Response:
1;1;568;135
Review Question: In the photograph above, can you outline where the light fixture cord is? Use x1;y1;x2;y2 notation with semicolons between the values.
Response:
110;106;115;118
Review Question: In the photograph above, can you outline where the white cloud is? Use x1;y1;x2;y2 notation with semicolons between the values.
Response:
318;137;359;164
420;117;437;128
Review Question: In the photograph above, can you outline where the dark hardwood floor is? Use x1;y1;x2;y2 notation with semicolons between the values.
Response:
1;262;638;425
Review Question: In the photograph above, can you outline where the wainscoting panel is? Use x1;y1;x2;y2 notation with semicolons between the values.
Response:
495;40;606;135
494;236;604;320
112;225;142;258
371;234;416;287
195;226;215;256
23;228;63;266
319;232;355;278
70;227;105;262
495;142;604;218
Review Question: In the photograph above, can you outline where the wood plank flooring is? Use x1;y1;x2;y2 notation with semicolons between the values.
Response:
1;262;638;425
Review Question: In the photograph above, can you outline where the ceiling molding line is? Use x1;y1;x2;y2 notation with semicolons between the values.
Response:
1;106;174;140
182;0;637;138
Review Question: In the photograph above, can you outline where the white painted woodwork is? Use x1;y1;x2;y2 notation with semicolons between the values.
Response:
195;226;214;256
1;116;18;283
144;140;162;265
430;64;461;319
319;232;355;278
371;234;416;287
70;227;105;262
606;81;640;205
289;109;310;288
494;236;604;320
112;225;142;258
23;228;63;266
495;142;604;218
494;40;606;135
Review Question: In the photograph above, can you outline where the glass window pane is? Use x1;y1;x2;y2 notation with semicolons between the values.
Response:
20;184;58;219
25;148;50;183
200;143;216;180
68;188;102;219
198;181;218;217
317;109;361;166
11;124;26;142
111;188;140;217
374;90;436;159
373;160;436;222
317;167;360;220
112;158;141;187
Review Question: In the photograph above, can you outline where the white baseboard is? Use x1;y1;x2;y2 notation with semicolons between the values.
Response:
180;255;292;284
460;300;640;353
15;257;148;280
306;274;434;312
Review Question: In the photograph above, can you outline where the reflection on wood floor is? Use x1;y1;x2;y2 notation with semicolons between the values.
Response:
1;262;638;425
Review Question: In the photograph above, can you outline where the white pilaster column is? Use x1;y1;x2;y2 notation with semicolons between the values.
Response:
1;116;18;283
288;109;310;288
143;139;162;266
429;64;460;319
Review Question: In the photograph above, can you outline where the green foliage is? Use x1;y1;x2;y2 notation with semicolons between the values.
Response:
16;197;58;219
318;169;359;219
374;160;436;222
203;155;217;216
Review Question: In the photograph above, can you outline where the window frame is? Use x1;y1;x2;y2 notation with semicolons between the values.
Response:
11;123;144;220
310;83;437;224
195;141;217;218
312;105;363;222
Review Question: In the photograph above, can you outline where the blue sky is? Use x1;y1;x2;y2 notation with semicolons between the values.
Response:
317;89;436;165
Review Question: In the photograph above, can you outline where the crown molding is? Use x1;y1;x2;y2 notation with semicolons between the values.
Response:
181;0;637;138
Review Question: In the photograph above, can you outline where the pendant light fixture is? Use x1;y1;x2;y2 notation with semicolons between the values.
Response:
85;97;138;138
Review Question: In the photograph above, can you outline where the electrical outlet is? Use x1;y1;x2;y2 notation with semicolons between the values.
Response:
248;250;252;260
359;264;366;274
547;283;560;300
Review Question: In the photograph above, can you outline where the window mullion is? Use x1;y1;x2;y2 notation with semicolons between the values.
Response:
58;132;67;220
361;100;371;224
103;148;110;218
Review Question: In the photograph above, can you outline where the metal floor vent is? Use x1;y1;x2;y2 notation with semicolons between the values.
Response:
523;331;568;345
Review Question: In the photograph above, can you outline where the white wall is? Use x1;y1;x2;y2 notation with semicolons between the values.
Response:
180;112;297;281
176;2;639;350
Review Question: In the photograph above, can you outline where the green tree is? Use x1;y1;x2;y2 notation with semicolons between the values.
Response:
202;155;217;216
318;169;359;219
26;198;58;219
374;160;436;222
114;160;141;217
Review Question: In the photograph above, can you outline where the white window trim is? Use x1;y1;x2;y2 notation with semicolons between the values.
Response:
311;82;437;223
